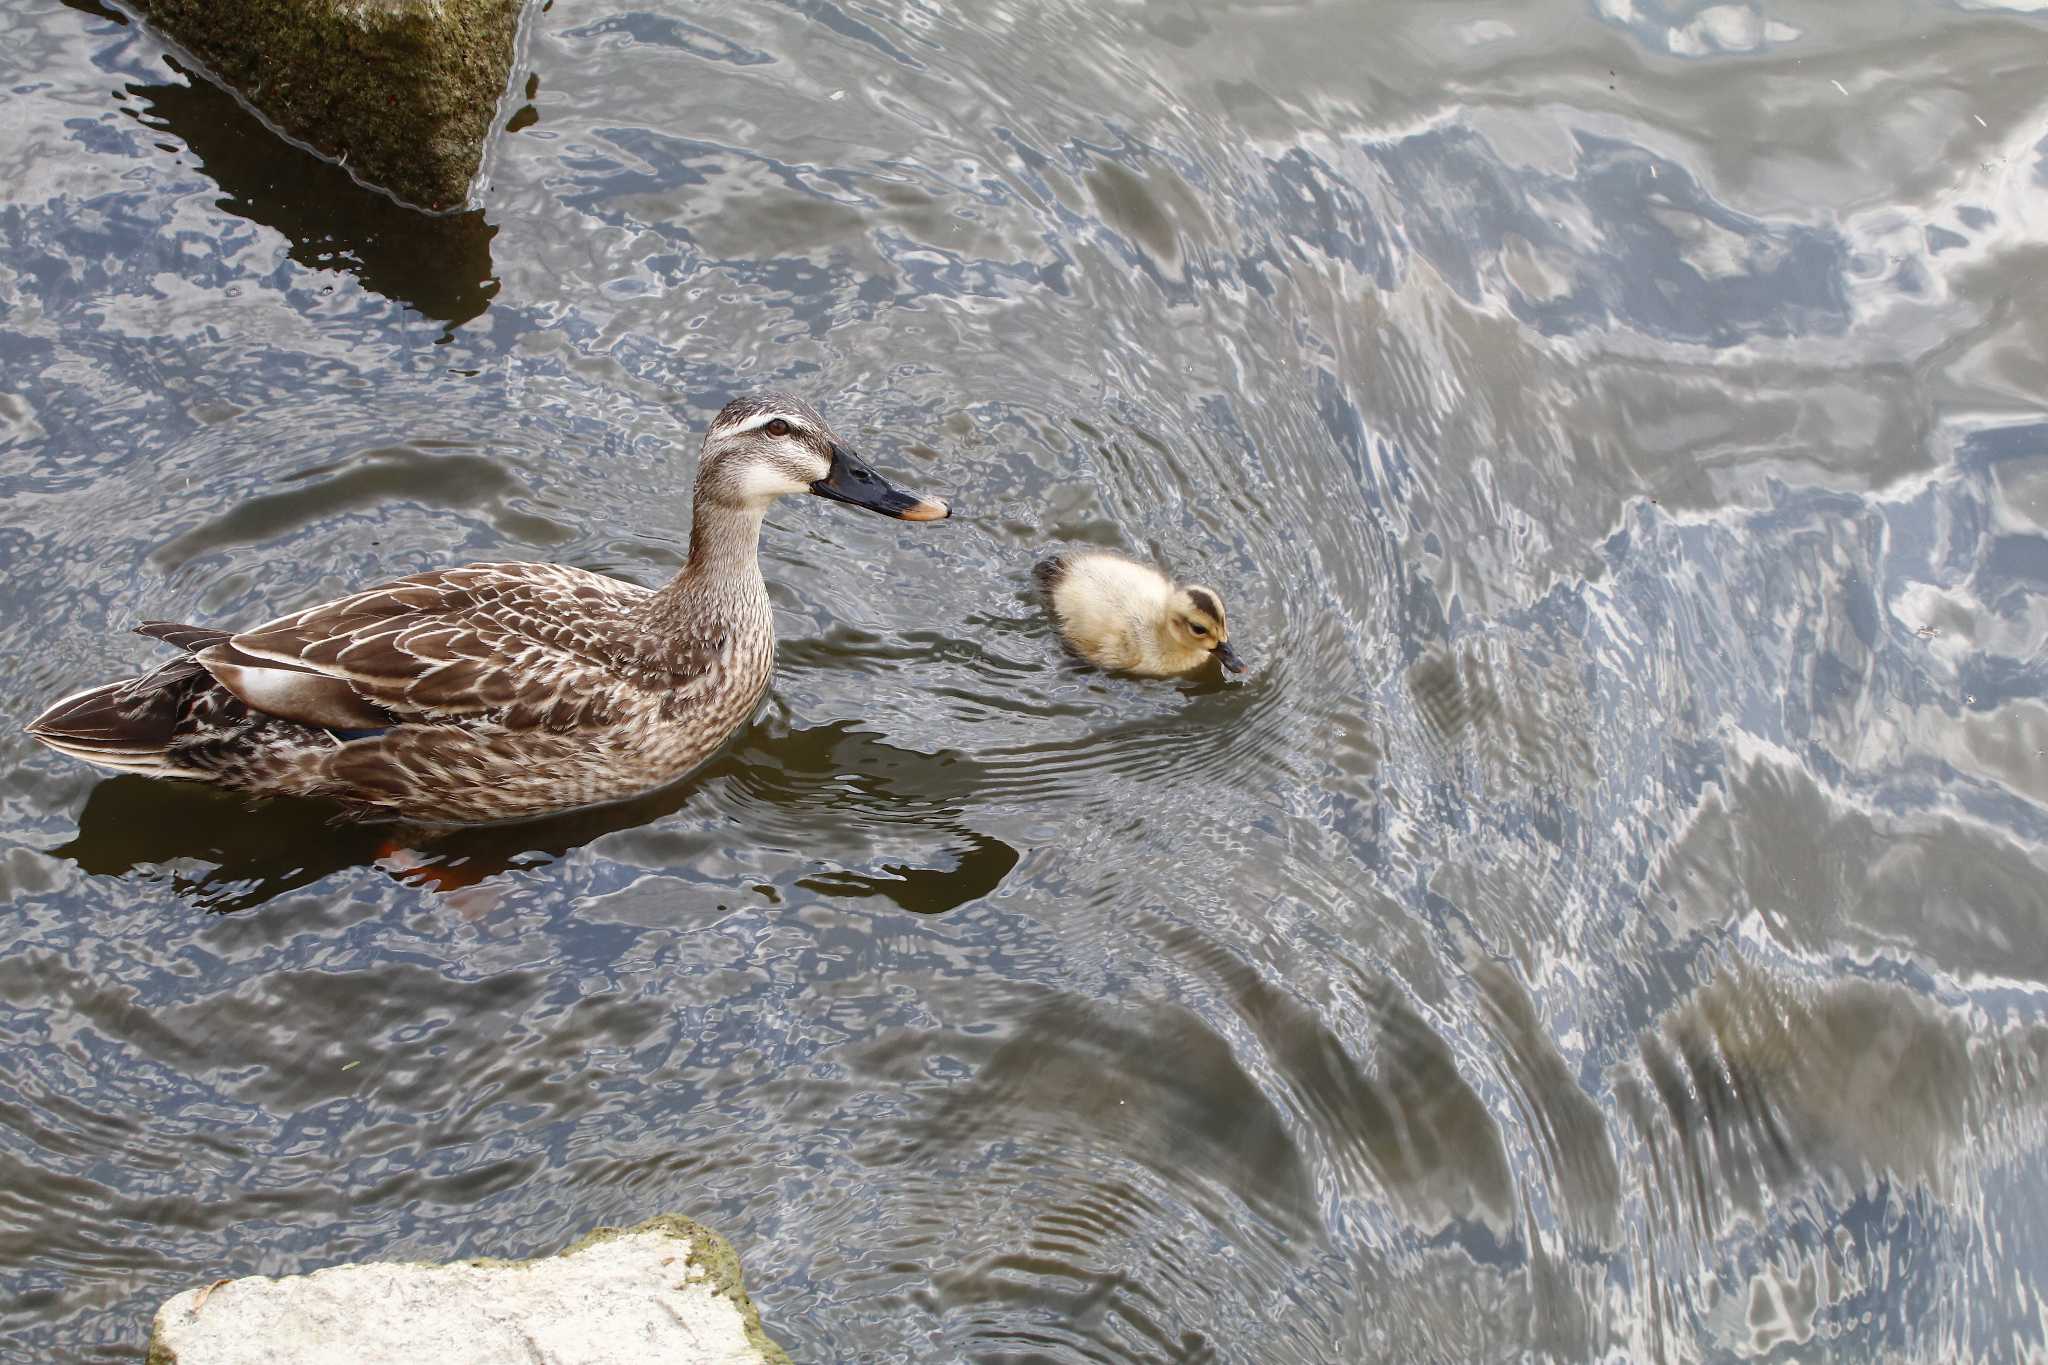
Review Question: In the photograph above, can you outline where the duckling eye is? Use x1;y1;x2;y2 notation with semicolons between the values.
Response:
764;418;791;437
1188;621;1209;636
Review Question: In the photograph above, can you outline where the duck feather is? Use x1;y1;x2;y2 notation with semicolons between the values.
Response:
224;562;726;732
24;390;951;825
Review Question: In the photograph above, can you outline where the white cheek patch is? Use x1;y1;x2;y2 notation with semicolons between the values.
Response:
731;460;812;504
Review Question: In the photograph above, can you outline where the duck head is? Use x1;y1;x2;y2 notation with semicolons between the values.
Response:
1166;584;1245;674
698;392;950;521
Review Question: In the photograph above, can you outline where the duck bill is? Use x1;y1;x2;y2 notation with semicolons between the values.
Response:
1215;642;1248;674
810;443;949;521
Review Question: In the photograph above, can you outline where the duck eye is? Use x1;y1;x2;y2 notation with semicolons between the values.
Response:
764;418;791;437
1188;621;1208;636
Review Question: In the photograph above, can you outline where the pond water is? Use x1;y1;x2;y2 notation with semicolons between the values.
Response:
5;0;2048;1358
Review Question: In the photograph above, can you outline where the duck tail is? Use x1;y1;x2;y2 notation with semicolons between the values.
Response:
135;620;231;653
26;624;229;778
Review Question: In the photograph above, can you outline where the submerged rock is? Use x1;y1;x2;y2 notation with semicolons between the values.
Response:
144;1214;792;1365
129;0;525;212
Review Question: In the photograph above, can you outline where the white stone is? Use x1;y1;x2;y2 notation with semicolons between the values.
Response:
146;1216;788;1365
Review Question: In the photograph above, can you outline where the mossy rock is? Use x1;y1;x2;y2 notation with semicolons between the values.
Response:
130;0;525;212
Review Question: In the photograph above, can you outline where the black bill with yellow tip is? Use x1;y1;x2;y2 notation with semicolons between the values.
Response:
810;443;950;521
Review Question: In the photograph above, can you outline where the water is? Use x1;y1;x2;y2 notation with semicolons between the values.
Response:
4;0;2048;1358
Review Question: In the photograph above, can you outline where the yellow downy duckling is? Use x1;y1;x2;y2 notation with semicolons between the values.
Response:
1035;549;1246;677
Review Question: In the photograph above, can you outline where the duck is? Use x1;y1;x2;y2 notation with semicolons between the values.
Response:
1034;549;1245;677
25;392;950;826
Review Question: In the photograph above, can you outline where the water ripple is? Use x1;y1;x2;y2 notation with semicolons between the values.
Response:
3;0;2048;1358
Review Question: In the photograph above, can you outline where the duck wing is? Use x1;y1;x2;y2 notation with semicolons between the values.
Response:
197;562;708;734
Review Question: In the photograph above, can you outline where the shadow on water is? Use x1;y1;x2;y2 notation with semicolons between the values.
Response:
50;776;387;912
604;718;1024;916
119;55;499;335
48;720;1019;916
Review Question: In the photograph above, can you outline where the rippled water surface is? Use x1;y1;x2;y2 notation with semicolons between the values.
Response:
6;0;2048;1358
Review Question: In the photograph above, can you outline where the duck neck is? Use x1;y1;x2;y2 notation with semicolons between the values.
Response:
1147;618;1199;674
645;495;770;631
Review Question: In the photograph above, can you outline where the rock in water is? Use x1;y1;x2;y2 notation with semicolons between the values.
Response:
128;0;525;212
144;1215;792;1365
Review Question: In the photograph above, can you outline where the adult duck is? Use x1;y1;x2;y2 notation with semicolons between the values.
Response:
26;392;950;824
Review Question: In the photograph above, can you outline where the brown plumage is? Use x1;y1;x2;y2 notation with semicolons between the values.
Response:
26;392;950;825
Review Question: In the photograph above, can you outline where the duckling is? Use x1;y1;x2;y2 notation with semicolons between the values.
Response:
1034;549;1246;677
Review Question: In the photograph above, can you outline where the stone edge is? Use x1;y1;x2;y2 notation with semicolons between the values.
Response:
144;1213;794;1365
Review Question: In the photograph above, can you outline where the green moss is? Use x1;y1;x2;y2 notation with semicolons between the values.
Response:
130;0;522;212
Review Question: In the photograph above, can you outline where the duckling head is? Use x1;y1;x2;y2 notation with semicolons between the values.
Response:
698;391;949;521
1165;584;1246;674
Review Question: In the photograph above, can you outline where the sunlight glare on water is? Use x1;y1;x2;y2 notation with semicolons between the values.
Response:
3;0;2048;1359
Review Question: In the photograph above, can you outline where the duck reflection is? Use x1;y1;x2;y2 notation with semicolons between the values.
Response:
48;720;1018;915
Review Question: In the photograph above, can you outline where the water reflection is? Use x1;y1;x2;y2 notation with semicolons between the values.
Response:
124;58;498;334
1618;960;2048;1358
51;775;383;911
4;0;2048;1358
49;719;1020;916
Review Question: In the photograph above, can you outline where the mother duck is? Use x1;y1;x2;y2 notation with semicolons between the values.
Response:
26;392;949;825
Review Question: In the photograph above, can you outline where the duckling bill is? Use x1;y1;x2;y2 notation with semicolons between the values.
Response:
25;392;950;826
1035;549;1245;678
